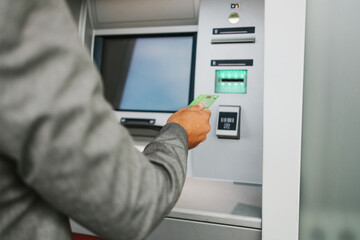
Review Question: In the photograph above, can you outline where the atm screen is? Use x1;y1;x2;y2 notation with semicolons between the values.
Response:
93;33;196;112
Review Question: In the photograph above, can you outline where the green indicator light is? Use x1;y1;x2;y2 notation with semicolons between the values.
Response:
215;70;247;94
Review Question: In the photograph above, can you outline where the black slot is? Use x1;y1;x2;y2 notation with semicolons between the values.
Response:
211;59;253;67
213;27;255;35
121;118;156;125
221;78;244;83
120;118;160;137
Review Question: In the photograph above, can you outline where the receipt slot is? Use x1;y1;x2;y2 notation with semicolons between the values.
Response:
216;105;241;139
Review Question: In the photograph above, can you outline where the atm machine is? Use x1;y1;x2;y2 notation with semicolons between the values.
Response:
69;0;265;239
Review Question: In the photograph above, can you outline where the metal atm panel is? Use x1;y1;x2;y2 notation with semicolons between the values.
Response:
191;0;264;184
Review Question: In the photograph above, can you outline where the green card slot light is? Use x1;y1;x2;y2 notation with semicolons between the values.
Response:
215;70;247;94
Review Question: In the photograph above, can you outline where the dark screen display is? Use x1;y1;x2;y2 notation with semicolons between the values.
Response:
218;112;238;130
93;34;196;112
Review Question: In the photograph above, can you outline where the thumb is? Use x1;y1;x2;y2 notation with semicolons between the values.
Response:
187;103;204;111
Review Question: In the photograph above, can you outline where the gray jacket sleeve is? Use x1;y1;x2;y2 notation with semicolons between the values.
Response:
0;0;188;239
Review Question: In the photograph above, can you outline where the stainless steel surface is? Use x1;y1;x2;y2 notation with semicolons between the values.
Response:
169;177;262;229
71;177;262;237
70;220;94;236
87;0;200;29
192;0;264;183
147;218;261;240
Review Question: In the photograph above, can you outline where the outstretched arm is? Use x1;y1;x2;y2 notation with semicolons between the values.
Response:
0;1;210;240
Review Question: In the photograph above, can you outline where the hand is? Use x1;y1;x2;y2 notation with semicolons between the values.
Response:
167;103;211;149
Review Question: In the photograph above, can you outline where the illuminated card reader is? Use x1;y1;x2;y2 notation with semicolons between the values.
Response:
215;70;247;94
216;105;241;139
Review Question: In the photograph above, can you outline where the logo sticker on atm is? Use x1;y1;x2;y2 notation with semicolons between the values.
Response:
231;3;240;9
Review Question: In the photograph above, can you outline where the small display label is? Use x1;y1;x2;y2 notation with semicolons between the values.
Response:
218;112;237;130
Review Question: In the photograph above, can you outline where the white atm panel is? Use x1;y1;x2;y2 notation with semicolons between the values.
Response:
191;0;264;183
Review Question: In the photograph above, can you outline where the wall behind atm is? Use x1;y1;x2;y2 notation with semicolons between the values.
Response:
299;0;360;239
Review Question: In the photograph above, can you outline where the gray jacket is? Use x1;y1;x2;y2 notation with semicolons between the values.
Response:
0;0;188;240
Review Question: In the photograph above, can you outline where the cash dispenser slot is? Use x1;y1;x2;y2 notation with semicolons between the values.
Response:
120;118;161;137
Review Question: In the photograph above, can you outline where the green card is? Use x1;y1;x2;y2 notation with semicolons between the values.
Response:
188;94;219;109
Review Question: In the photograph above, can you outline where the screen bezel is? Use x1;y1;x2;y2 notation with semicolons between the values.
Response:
93;32;197;113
